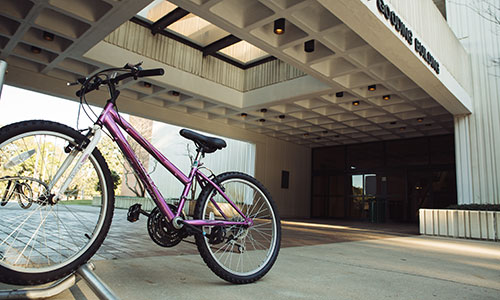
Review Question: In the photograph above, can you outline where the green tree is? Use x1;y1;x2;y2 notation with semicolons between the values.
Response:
95;169;121;193
64;185;79;200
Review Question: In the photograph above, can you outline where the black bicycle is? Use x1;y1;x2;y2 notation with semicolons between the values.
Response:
1;176;33;209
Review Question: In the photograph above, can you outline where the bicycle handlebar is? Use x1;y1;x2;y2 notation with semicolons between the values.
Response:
75;67;165;97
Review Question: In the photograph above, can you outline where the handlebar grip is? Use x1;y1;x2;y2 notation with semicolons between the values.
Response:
137;68;164;77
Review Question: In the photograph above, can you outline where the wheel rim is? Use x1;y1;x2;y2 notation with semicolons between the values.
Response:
0;130;108;273
201;178;278;276
17;183;33;209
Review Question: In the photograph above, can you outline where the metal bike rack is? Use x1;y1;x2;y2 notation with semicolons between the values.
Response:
0;60;7;98
0;263;122;300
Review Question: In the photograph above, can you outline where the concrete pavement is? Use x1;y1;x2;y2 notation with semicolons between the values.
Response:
1;218;499;299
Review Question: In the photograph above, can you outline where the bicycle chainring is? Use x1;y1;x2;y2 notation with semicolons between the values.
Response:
147;205;186;248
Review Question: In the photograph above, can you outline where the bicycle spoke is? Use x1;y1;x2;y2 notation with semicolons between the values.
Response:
0;123;112;281
198;175;279;282
13;205;55;265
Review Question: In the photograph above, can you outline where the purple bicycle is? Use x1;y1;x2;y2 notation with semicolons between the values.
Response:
0;63;281;285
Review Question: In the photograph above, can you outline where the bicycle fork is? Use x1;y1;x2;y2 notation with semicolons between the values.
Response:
48;125;102;202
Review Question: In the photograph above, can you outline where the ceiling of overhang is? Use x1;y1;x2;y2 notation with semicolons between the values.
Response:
0;0;454;148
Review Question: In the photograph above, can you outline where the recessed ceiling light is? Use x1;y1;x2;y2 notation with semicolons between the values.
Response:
260;108;267;113
417;118;424;122
143;82;152;88
31;46;41;54
336;92;344;98
43;31;54;41
278;115;285;119
383;95;391;100
390;121;397;125
258;119;266;122
399;127;406;131
240;113;248;117
171;91;180;96
368;85;377;91
352;101;360;106
274;18;285;35
304;40;315;53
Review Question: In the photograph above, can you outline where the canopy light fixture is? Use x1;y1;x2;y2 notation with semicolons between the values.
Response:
336;92;344;98
31;46;41;54
352;101;360;106
274;18;285;35
383;95;391;100
43;31;54;41
368;84;377;91
304;40;315;53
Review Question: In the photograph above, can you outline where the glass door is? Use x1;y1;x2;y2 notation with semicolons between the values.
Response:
349;174;376;219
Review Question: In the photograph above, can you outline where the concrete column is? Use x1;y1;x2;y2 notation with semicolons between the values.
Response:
454;115;473;205
0;60;7;99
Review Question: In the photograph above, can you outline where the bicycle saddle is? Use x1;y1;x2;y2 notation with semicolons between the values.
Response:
179;129;226;154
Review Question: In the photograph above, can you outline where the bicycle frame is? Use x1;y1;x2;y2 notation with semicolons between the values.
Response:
95;101;252;228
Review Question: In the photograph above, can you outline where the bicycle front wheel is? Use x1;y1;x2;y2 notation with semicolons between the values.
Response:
194;172;281;284
0;120;114;285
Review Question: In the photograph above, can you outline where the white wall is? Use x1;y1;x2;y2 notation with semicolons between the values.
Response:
447;0;500;205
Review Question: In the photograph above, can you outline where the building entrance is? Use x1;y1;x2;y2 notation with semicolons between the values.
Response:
311;135;457;222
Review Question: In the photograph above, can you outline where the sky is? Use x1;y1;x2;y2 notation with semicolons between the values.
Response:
0;85;98;129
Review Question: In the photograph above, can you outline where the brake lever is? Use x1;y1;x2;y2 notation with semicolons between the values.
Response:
67;77;87;86
124;62;143;69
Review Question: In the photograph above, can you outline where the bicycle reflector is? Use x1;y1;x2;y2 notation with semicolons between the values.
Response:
3;149;36;169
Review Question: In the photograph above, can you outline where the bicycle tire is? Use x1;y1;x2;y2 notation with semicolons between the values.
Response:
17;182;33;209
194;172;281;284
0;120;114;285
0;180;13;206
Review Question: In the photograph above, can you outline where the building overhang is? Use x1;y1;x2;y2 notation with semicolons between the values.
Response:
0;0;472;147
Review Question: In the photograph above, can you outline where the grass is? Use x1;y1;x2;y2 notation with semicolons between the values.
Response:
59;199;93;206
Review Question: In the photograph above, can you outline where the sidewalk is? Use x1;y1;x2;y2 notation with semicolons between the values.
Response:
1;217;499;299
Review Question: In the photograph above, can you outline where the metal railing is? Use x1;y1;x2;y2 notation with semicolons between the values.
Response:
0;263;121;300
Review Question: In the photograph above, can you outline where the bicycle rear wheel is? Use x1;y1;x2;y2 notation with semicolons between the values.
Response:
0;180;14;206
17;182;33;209
0;120;114;285
194;172;281;284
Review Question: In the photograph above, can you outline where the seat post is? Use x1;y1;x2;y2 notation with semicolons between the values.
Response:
193;148;204;167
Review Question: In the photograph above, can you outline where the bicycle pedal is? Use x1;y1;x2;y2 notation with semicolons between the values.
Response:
127;203;142;222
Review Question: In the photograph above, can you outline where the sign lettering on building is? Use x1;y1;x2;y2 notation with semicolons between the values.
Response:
377;0;440;75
